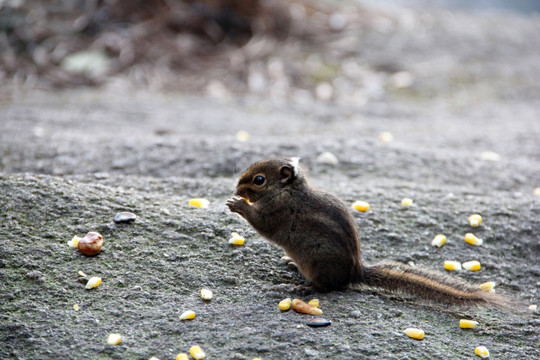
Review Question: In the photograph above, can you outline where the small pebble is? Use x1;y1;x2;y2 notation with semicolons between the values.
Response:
307;318;332;328
316;152;339;165
113;212;137;223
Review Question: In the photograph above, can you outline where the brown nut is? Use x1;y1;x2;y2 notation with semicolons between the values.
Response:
77;232;103;256
292;298;323;315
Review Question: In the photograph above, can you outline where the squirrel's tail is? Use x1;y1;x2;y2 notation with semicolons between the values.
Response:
355;260;509;307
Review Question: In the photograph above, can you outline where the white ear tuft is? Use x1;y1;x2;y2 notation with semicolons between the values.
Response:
290;157;300;177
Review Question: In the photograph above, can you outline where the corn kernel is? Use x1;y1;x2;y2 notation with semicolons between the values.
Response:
229;232;245;246
479;281;496;292
379;131;394;143
78;270;87;277
73;304;79;311
474;346;490;358
67;235;81;248
235;130;251;142
534;188;540;196
189;198;210;208
190;345;206;360
401;198;413;207
480;151;500;161
528;304;537;312
431;234;447;248
279;298;292;311
403;328;424;340
444;261;462;271
252;358;262;360
462;260;481;271
468;214;482;227
85;276;102;289
308;299;320;308
352;200;370;212
465;233;483;246
149;357;160;360
107;333;122;346
176;354;189;360
200;288;213;300
180;310;196;320
459;319;479;329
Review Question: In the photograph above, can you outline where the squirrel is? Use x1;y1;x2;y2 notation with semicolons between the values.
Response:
226;157;507;306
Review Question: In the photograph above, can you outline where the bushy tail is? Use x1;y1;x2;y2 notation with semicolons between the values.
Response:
356;260;509;307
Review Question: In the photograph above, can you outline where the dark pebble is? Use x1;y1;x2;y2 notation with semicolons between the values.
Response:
307;318;331;328
113;212;137;223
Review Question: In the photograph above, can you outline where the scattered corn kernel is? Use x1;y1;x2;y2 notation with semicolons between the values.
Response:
352;200;370;212
229;232;245;246
190;345;206;360
403;328;425;340
534;188;540;196
528;304;537;312
292;298;323;315
73;304;79;311
465;233;483;246
308;299;320;308
444;261;462;271
252;358;262;360
85;276;102;289
235;130;251;142
279;298;292;311
189;198;210;208
431;234;447;248
460;319;479;329
462;260;481;271
379;131;394;143
468;214;483;227
180;310;196;320
479;281;496;292
176;354;189;360
480;151;500;161
107;333;122;346
474;346;490;358
200;288;213;300
149;357;160;360
67;235;81;248
401;198;413;207
78;270;87;277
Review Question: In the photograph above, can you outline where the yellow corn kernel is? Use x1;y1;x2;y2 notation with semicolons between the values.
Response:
107;333;122;346
462;260;481;271
73;304;79;311
229;232;245;246
252;358;262;360
403;328;425;340
401;198;413;207
459;319;479;329
379;131;394;143
352;200;370;212
85;276;102;289
479;281;496;292
474;346;490;358
188;198;210;208
444;261;462;271
78;270;87;277
465;233;483;246
528;304;537;312
67;235;81;248
190;345;206;360
200;288;213;300
279;298;292;311
179;310;196;320
308;299;320;308
176;354;189;360
235;130;251;142
431;234;447;248
468;214;482;227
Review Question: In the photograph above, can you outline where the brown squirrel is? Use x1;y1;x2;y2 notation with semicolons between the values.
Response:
226;157;507;306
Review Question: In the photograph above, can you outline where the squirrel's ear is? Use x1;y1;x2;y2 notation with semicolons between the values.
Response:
279;157;300;184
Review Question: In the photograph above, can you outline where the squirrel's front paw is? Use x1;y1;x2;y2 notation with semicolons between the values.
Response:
226;196;248;214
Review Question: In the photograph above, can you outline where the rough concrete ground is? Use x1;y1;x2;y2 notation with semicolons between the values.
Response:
1;3;540;360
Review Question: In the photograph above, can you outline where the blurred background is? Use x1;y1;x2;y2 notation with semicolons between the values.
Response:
2;0;540;104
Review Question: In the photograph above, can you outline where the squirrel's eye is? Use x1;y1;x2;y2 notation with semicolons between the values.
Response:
253;175;265;186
